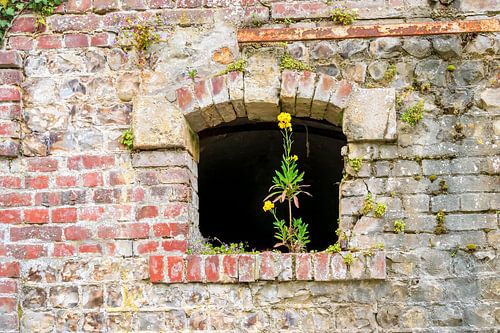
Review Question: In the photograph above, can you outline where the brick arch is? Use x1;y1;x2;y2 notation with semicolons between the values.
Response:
132;51;397;153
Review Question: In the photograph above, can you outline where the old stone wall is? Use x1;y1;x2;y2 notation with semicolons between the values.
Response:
0;0;499;332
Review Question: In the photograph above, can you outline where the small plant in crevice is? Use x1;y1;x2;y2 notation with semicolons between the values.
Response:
122;18;161;68
120;129;134;150
384;64;397;82
263;112;311;253
187;68;198;82
249;12;263;28
447;64;456;72
420;82;431;94
361;193;387;218
439;180;448;193
374;203;387;218
347;157;363;173
434;210;447;235
393;220;405;234
200;241;255;255
325;242;341;254
343;252;354;266
280;53;313;72
331;5;358;25
428;174;438;182
282;17;294;27
401;99;424;126
216;59;247;76
465;243;477;252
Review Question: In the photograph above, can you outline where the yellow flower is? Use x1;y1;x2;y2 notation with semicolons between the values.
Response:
290;155;298;162
278;122;286;129
263;200;274;212
277;112;291;124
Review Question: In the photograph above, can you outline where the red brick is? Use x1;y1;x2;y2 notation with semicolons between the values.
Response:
56;175;77;187
331;253;347;279
83;172;103;187
24;208;49;224
25;176;49;189
64;33;90;48
0;209;21;224
10;17;41;33
0;104;21;120
64;226;91;240
238;255;256;282
6;244;47;259
161;240;187;253
79;206;104;222
0;297;16;312
295;253;312;280
149;0;175;9
108;171;127;186
34;192;61;207
163;203;186;219
153;222;188;238
0;70;23;85
97;223;149;239
0;140;19;157
0;87;20;102
203;0;231;7
81;155;114;169
313;253;331;281
259;252;277;280
107;204;132;220
54;243;75;257
8;36;34;50
52;207;77;223
121;0;147;10
0;121;19;138
65;0;92;13
37;35;62;49
136;206;158;220
0;193;31;207
205;255;220;282
0;51;22;68
167;256;184;283
368;251;386;279
79;243;102;254
49;14;100;32
0;176;21;189
186;255;202;282
10;226;62;242
222;255;238;281
90;32;113;47
136;241;159;254
0;262;19;278
0;280;16;294
93;188;120;204
176;87;196;113
93;0;118;13
176;0;202;8
27;158;58;172
149;255;164;282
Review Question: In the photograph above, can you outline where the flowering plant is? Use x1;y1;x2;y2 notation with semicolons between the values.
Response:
263;113;311;252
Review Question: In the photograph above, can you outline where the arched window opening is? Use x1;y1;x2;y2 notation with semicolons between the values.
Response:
198;119;346;252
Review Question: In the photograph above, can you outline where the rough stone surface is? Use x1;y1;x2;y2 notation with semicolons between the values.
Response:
0;3;498;333
343;88;397;142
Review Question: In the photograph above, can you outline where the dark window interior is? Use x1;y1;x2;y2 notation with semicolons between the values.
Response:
198;119;345;252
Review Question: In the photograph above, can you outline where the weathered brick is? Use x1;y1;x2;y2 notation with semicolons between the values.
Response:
65;0;92;13
0;87;21;102
149;255;164;282
54;243;76;257
135;206;158;220
6;244;47;259
161;240;187;252
149;0;175;8
280;69;299;115
64;33;90;48
83;172;104;187
0;70;23;85
0;297;16;312
37;35;62;49
10;226;62;241
153;222;188;238
0;209;21;223
295;71;317;118
24;208;50;224
0;193;32;207
331;253;347;279
167;256;184;283
221;254;238;282
64;226;91;241
0;104;21;120
28;158;58;172
135;240;159;254
238;255;256;282
90;32;115;47
295;253;312;281
25;176;49;190
0;139;19;157
8;36;34;50
56;175;77;187
97;223;149;239
93;0;119;13
10;17;40;33
0;51;22;68
52;207;78;223
186;255;203;282
0;262;20;278
0;280;17;294
259;252;278;281
313;253;331;281
0;176;21;189
205;255;220;282
79;243;102;254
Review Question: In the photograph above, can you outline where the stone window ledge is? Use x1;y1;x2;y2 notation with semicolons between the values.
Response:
149;251;386;284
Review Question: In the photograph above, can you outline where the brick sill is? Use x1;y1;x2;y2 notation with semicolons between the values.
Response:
149;251;386;284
